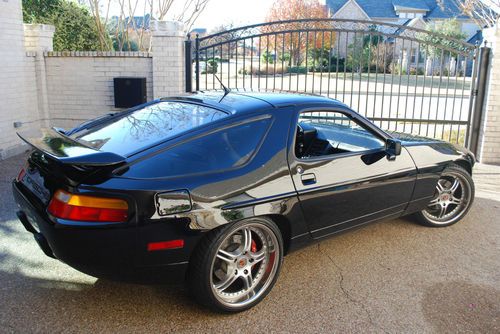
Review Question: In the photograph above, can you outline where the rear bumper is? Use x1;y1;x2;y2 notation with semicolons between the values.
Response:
12;181;188;284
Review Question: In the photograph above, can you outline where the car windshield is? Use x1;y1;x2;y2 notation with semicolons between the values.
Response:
70;101;228;156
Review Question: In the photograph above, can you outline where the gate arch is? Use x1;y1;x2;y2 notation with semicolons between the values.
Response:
186;19;482;147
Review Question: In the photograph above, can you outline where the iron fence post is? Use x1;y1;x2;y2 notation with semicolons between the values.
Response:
468;45;491;155
195;34;200;91
185;35;192;92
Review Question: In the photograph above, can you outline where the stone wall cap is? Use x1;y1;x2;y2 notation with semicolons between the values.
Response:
23;23;56;33
43;51;153;58
150;20;185;37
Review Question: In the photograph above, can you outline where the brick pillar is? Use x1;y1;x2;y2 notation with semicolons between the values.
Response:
24;24;55;128
0;0;50;159
150;20;186;98
478;26;500;165
24;24;55;52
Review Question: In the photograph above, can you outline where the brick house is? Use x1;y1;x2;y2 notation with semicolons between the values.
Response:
327;0;480;38
326;0;482;71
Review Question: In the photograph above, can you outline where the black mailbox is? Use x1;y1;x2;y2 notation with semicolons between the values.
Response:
113;77;147;108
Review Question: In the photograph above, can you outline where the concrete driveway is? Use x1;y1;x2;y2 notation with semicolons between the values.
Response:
0;153;498;333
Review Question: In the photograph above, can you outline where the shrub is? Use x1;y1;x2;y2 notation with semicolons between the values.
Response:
261;51;275;64
287;66;308;74
23;0;108;51
393;65;426;76
432;68;450;77
279;52;291;63
202;58;218;74
112;33;139;51
309;56;347;73
239;64;287;76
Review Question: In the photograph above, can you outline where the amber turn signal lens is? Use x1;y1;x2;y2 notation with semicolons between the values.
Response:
48;190;128;223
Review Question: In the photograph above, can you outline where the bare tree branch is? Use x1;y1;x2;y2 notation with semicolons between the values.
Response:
446;0;500;27
84;0;211;51
175;0;211;31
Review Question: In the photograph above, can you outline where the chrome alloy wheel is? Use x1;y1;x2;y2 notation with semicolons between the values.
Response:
210;222;280;309
423;170;472;225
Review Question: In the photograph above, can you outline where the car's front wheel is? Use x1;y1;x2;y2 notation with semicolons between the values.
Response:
414;164;474;227
188;217;283;312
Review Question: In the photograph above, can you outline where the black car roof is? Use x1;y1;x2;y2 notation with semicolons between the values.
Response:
167;90;348;114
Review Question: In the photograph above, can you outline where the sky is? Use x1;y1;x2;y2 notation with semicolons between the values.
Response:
194;0;274;31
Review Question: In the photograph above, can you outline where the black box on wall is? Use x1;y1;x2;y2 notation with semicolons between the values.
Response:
113;77;147;108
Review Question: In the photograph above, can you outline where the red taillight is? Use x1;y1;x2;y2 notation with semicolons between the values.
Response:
147;240;184;251
17;167;26;182
47;190;128;223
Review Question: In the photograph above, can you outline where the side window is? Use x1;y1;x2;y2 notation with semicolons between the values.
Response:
296;111;384;159
124;118;271;178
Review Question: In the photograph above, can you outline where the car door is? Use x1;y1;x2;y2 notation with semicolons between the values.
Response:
288;108;417;239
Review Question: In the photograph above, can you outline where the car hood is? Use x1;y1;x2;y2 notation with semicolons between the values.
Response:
388;131;476;165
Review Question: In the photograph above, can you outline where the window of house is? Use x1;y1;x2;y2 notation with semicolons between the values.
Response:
122;117;271;178
295;111;385;159
410;48;425;64
399;11;418;19
410;48;417;64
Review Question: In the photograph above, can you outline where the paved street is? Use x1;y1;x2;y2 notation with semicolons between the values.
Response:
0;153;498;333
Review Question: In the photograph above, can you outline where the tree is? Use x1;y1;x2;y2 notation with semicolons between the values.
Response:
263;0;335;66
261;50;275;64
209;23;239;58
23;0;107;51
346;25;386;73
447;0;499;27
84;0;211;52
112;32;139;51
418;19;467;59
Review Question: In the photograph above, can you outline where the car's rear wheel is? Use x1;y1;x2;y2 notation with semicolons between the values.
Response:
414;164;474;227
188;217;283;312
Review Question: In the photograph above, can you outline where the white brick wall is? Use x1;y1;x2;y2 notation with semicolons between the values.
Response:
479;26;500;165
0;0;40;159
44;53;153;129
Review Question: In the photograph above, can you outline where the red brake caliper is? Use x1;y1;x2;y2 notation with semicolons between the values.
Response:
251;240;257;253
251;239;257;269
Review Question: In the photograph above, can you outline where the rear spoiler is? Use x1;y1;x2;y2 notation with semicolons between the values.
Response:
17;128;126;166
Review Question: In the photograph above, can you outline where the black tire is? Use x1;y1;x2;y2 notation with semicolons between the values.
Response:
413;163;474;227
188;217;284;313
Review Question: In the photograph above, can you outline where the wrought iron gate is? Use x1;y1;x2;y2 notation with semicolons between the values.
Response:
185;19;489;151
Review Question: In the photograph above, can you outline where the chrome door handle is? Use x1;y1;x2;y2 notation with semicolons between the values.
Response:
301;173;316;185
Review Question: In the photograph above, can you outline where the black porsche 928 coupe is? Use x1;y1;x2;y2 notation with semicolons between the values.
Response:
13;91;475;312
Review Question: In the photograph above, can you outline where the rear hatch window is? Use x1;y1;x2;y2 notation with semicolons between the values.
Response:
70;101;228;156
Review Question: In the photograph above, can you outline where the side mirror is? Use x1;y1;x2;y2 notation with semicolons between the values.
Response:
386;138;402;161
